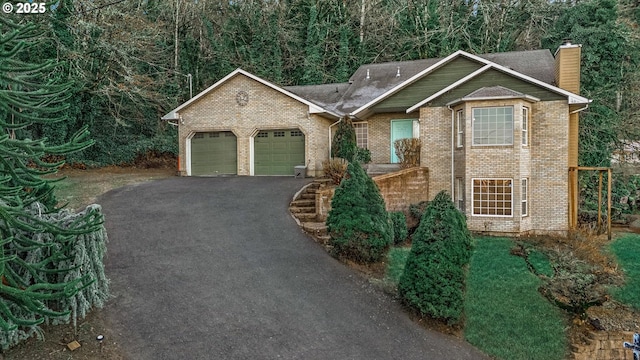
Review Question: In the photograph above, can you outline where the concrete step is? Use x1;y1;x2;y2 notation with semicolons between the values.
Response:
316;235;331;245
295;213;318;221
289;206;316;214
299;192;316;200
291;199;315;207
302;222;327;236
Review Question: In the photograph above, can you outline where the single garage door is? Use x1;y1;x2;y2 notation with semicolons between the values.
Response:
254;129;305;175
191;131;237;175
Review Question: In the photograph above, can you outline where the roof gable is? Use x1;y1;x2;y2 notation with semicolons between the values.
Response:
162;69;338;120
350;50;589;117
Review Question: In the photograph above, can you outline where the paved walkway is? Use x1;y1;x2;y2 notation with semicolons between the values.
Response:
100;176;488;360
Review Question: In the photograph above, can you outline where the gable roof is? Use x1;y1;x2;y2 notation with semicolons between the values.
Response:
445;86;541;107
161;68;340;120
350;50;590;117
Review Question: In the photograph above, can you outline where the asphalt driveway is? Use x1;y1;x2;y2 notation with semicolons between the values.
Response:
100;176;488;360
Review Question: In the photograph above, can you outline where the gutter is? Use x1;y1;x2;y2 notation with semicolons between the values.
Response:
447;105;455;198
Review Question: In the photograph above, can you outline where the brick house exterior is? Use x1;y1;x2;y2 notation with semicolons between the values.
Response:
163;45;590;235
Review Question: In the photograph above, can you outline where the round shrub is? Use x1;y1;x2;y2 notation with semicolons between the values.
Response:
398;191;473;324
390;211;408;244
326;161;392;263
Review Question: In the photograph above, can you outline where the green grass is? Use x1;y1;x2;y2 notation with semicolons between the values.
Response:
464;237;568;360
384;238;568;359
610;234;640;309
384;246;411;285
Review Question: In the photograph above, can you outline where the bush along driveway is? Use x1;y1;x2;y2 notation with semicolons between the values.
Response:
99;176;488;360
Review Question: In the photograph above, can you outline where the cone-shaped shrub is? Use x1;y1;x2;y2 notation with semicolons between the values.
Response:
326;162;392;263
398;191;474;323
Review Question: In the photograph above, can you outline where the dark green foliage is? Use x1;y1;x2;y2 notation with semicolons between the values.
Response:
326;162;392;263
0;19;109;348
354;147;371;164
331;118;357;162
389;211;408;245
398;191;473;323
409;201;430;222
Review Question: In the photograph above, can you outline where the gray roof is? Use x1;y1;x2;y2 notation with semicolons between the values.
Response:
284;83;350;111
282;49;558;116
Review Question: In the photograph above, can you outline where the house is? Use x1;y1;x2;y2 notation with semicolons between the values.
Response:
162;43;590;236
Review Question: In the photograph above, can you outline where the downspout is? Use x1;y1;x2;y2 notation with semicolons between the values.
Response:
328;117;343;158
447;106;455;197
570;104;589;114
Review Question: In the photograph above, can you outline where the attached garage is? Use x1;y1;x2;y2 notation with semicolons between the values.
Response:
190;131;237;175
254;129;305;175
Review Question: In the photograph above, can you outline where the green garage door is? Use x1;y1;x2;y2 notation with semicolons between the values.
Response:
254;129;305;175
191;131;237;175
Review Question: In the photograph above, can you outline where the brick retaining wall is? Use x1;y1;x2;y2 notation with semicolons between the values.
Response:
315;167;429;221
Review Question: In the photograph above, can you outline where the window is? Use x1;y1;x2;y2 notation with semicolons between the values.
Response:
521;178;528;217
256;132;268;138
456;110;464;148
522;107;529;147
193;133;204;139
290;130;303;137
209;132;220;138
353;122;368;149
456;178;465;211
472;179;513;216
472;106;514;146
273;131;285;137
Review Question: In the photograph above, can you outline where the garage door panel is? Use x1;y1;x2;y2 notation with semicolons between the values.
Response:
191;131;237;176
254;129;305;175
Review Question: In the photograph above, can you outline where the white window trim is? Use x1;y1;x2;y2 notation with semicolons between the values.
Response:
522;107;529;147
471;106;514;146
456;110;464;148
521;178;528;217
471;178;514;217
455;177;464;211
353;121;368;149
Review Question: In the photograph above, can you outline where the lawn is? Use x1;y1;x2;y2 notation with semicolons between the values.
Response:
385;237;568;360
464;237;568;360
610;234;640;309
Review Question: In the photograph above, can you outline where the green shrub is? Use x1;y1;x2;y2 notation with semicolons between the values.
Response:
389;211;408;244
326;162;392;263
331;118;357;162
398;191;473;323
354;147;372;164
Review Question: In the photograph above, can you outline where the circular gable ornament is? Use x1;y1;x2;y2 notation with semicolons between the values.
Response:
236;91;249;106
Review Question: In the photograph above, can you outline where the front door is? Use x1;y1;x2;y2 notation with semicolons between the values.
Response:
390;120;414;163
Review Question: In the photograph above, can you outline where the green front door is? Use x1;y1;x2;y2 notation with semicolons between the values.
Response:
391;120;414;163
191;131;237;175
254;129;305;175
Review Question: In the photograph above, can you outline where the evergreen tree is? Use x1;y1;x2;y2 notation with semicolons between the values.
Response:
331;117;357;162
0;18;109;348
398;191;473;324
326;161;392;263
301;2;324;85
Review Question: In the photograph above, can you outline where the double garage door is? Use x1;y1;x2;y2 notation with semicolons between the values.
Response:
190;129;304;176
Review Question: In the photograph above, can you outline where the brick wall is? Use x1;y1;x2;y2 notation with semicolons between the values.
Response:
177;74;332;176
373;167;429;211
315;167;429;221
366;112;419;164
420;99;569;236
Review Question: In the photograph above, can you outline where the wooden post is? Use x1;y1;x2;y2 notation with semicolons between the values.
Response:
569;168;578;229
608;168;612;241
598;171;603;230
